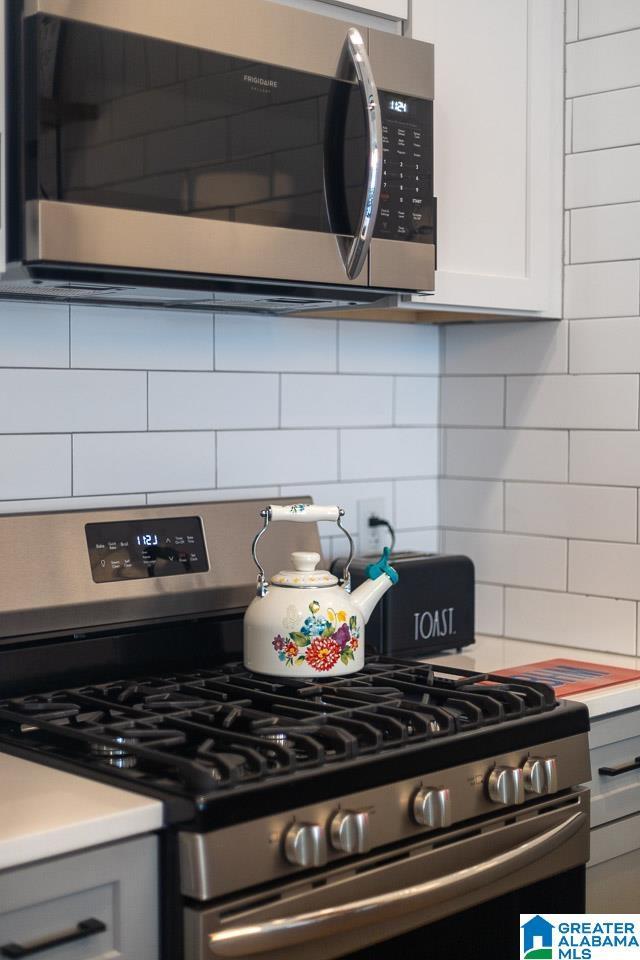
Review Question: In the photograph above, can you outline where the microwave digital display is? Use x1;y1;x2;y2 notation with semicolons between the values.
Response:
388;98;409;114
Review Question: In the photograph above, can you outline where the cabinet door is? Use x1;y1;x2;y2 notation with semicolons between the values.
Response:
410;0;563;317
0;835;158;960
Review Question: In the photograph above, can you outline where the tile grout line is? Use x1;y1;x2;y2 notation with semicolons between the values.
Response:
569;80;640;102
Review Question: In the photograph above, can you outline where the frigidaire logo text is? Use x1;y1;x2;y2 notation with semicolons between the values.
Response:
414;607;455;641
244;74;279;89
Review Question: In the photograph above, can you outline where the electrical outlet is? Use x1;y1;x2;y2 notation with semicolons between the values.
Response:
357;498;386;557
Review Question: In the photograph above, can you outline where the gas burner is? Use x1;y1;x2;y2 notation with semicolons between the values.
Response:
0;657;570;814
261;729;290;745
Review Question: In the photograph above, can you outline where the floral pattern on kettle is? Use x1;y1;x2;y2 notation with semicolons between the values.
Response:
273;601;360;671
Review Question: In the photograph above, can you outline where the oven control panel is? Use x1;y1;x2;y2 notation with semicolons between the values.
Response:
178;733;591;901
85;516;208;583
375;91;434;244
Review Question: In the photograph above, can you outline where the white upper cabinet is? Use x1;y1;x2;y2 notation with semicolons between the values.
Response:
409;0;564;318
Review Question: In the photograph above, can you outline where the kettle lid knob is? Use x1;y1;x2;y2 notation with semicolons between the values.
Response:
291;551;321;572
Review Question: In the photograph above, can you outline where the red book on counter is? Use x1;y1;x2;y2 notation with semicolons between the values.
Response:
491;658;640;698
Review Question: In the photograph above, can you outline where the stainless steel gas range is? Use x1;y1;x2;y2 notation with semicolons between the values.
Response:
0;500;591;960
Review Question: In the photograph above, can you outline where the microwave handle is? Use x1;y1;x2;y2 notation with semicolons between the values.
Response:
208;809;585;956
338;28;383;280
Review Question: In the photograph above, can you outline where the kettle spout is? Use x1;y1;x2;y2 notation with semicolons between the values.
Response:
350;548;399;623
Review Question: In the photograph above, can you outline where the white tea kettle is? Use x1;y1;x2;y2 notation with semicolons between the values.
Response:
243;504;398;677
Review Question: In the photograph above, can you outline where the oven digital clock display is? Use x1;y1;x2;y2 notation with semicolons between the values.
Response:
85;516;208;583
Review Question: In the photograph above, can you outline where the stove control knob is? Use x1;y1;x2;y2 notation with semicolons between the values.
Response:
412;787;452;828
330;810;371;854
523;756;558;795
487;766;525;806
283;822;327;868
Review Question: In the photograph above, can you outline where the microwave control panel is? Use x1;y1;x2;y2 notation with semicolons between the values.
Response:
85;516;209;583
375;92;434;245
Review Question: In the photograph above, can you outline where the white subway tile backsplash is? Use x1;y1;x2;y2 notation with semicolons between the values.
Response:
0;435;71;500
340;428;438;480
445;429;568;482
147;487;279;505
570;430;640;485
564;261;640;318
570;317;640;373
71;306;214;370
394;478;438;530
475;583;504;636
215;315;337;373
339;321;439;375
434;17;640;653
73;432;215;495
578;0;640;39
566;28;640;97
281;375;392;428
565;145;640;208
443;530;567;591
218;429;338;487
0;494;146;514
0;302;69;367
570;539;640;600
443;322;567;375
506;374;638;429
440;478;503;531
2;0;639;658
393;528;440;553
320;535;357;563
572;86;640;152
571;202;640;263
394;377;439;426
505;587;636;654
149;372;278;430
566;0;579;41
0;370;147;433
505;481;637;542
440;377;504;427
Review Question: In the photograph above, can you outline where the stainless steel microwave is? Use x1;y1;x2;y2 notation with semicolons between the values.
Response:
0;0;435;314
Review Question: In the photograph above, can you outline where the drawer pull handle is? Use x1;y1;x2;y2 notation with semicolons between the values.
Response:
599;756;640;777
1;918;106;957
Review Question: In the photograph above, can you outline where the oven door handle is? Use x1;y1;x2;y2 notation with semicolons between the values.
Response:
338;28;383;280
208;810;585;957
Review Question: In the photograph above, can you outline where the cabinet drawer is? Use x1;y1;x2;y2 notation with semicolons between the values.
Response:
590;733;640;827
587;813;640;912
0;835;158;960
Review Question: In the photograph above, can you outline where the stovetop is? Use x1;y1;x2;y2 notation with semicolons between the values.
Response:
0;656;589;827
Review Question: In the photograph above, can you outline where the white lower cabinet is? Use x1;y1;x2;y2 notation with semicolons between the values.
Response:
0;835;158;960
588;814;640;911
586;707;640;910
409;0;564;318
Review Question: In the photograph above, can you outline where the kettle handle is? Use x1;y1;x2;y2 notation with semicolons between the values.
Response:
268;504;340;523
251;505;355;597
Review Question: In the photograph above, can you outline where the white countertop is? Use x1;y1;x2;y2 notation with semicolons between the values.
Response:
429;635;640;719
0;752;163;871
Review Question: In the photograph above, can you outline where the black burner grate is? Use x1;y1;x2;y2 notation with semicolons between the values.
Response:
0;657;560;809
